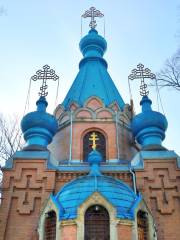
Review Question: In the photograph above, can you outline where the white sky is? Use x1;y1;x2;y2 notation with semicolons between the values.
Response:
0;0;179;155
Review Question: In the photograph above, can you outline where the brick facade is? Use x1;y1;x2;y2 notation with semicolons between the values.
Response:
0;89;179;240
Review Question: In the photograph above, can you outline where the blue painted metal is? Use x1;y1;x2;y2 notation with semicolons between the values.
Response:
21;96;58;148
131;150;180;169
131;96;168;147
62;29;125;110
88;150;103;176
51;150;141;220
5;149;180;170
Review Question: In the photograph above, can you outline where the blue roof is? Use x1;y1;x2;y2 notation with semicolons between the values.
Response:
62;29;125;110
51;151;141;220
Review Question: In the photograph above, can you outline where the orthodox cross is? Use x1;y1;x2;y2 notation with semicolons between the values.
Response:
31;65;59;97
128;63;156;96
82;7;104;29
89;132;99;150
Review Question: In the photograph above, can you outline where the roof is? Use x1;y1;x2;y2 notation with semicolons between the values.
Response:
51;151;141;220
62;29;125;110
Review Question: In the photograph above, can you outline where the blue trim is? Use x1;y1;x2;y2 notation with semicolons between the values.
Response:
4;150;50;169
131;150;180;169
129;194;142;219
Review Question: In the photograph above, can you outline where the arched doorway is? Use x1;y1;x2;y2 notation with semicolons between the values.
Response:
85;205;110;240
137;210;148;240
44;211;56;240
83;131;106;162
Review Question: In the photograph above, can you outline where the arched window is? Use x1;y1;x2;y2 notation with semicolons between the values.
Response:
84;205;110;240
83;131;106;162
137;210;148;240
44;211;56;240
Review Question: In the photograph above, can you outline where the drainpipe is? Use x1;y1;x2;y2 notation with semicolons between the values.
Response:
129;166;137;195
115;111;120;161
69;111;73;165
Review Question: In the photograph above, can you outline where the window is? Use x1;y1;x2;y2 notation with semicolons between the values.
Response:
137;210;148;240
85;205;110;240
44;211;56;240
83;131;106;162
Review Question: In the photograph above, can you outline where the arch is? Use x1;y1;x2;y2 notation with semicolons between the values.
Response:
83;130;106;162
44;210;56;240
85;96;104;111
137;210;148;240
84;205;110;240
76;192;117;240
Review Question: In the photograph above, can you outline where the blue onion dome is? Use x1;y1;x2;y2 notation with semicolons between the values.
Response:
21;96;58;150
131;96;168;149
80;29;107;58
51;150;141;220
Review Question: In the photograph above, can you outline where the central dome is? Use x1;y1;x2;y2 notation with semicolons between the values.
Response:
62;29;125;110
80;29;107;57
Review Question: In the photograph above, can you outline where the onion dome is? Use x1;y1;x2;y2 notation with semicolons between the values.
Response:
131;96;168;149
51;150;141;220
62;29;125;110
80;29;107;58
21;96;58;150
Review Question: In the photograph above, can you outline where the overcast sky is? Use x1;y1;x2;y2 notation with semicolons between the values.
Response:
0;0;179;155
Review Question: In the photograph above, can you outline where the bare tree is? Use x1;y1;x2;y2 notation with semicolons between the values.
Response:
0;114;23;195
0;114;23;163
156;50;180;91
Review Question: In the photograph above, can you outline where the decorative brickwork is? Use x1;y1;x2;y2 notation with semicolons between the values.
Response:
51;97;135;163
136;159;180;239
0;159;56;240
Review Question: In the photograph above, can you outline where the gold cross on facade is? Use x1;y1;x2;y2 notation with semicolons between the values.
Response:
89;132;99;150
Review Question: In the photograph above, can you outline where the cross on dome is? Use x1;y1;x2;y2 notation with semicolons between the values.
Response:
31;65;59;97
128;63;156;96
82;7;104;29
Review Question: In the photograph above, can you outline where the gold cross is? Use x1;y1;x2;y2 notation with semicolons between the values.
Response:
89;132;99;150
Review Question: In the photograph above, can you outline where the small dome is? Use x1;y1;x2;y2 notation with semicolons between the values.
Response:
51;150;141;220
80;29;107;58
21;96;58;149
131;96;168;147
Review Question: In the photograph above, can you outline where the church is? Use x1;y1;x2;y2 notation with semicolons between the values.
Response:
0;7;180;240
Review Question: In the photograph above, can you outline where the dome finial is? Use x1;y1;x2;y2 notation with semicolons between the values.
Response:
31;65;59;98
82;7;104;30
128;63;156;97
88;150;102;176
